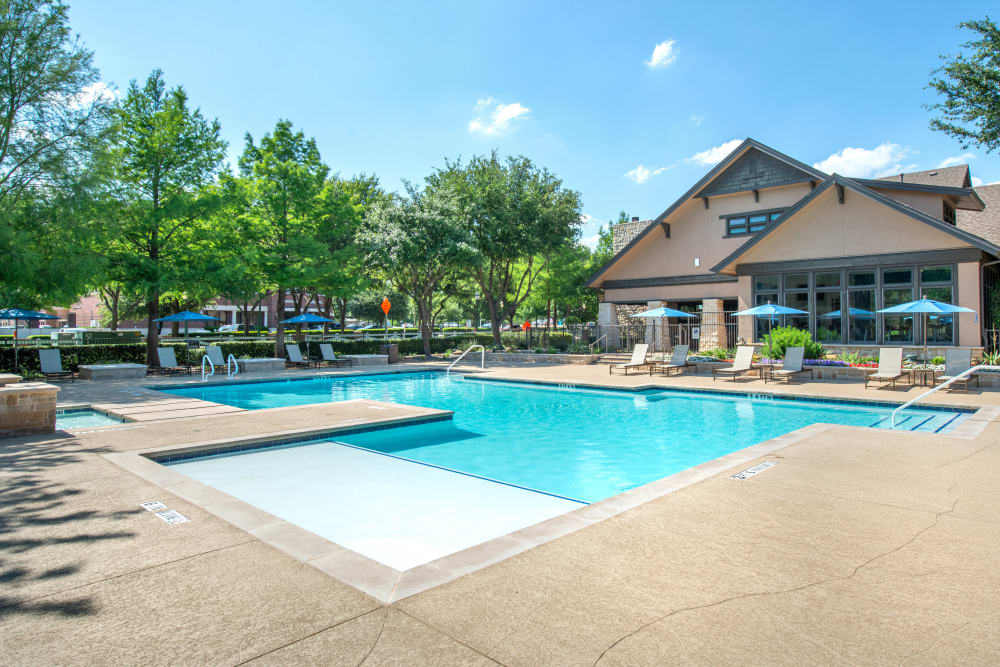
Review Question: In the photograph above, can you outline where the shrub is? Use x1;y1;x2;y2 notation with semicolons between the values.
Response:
698;347;734;360
930;355;945;365
760;326;824;359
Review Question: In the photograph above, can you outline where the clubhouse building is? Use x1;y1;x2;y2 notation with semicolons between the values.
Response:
588;139;1000;352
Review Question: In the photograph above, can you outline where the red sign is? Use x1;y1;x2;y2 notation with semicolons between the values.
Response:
380;298;391;315
523;320;531;329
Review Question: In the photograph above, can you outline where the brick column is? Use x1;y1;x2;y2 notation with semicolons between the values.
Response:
0;382;59;436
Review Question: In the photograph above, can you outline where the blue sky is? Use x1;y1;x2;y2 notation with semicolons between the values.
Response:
69;0;996;246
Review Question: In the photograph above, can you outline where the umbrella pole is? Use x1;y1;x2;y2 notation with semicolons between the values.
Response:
13;317;17;374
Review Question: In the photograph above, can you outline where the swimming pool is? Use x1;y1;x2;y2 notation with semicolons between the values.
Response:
56;408;123;430
160;371;969;504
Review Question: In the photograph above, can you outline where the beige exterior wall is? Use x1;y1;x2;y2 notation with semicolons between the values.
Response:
602;280;739;304
598;182;815;284
867;187;947;220
957;261;980;347
727;186;974;269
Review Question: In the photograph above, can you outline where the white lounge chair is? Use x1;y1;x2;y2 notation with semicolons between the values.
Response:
610;343;651;375
766;346;813;384
38;348;75;382
864;347;905;389
712;345;758;381
155;347;192;375
651;344;689;376
934;348;978;392
319;343;351;368
286;343;319;368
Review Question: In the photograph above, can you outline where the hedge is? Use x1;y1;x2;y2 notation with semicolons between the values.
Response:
0;343;193;374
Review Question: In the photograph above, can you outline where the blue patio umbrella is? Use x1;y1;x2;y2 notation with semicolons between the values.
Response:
153;310;220;339
0;308;60;373
819;308;875;319
631;306;698;319
279;313;336;325
878;297;976;362
733;301;809;351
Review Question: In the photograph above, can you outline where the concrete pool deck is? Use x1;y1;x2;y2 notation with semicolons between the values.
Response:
3;362;1000;664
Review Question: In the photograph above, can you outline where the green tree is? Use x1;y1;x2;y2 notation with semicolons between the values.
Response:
102;70;226;363
231;120;338;356
361;186;472;356
927;17;1000;152
0;0;111;307
429;153;582;346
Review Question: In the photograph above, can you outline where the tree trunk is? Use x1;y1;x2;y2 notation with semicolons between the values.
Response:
337;297;347;332
418;297;432;358
485;295;502;347
274;287;287;358
145;288;160;366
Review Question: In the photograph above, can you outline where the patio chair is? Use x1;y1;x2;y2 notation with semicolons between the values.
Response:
319;343;352;368
205;344;226;367
38;348;75;382
609;343;651;375
864;347;905;389
651;344;689;376
712;345;757;382
286;343;320;368
766;346;814;384
155;347;193;376
934;348;978;392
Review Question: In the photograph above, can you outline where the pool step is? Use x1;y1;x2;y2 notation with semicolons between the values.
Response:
869;412;961;433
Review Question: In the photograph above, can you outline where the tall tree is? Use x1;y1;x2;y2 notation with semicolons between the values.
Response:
361;186;472;356
0;0;111;307
232;120;335;357
103;70;226;363
428;153;582;346
927;17;1000;153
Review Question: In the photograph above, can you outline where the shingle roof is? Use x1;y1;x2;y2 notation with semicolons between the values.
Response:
957;183;1000;246
876;165;970;188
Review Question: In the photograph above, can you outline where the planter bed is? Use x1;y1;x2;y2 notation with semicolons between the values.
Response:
483;352;598;365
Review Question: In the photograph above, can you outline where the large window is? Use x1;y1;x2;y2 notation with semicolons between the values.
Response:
749;263;959;345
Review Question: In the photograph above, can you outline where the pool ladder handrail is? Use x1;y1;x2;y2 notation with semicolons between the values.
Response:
890;363;996;429
201;354;214;381
446;344;485;375
226;353;239;379
588;335;607;355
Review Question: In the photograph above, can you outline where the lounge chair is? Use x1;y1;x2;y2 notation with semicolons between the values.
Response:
319;343;351;368
864;347;905;389
610;343;651;375
155;347;192;376
205;344;226;367
766;346;814;384
38;348;75;382
934;348;978;392
650;344;689;376
286;343;320;368
712;345;758;382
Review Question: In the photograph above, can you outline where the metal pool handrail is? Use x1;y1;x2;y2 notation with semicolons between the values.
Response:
890;364;996;429
447;344;485;375
226;353;239;379
588;335;607;355
201;355;215;381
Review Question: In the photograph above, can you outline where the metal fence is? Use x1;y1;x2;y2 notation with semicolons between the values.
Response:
571;312;740;355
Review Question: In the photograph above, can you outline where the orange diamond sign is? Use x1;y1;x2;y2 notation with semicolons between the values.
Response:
380;298;391;315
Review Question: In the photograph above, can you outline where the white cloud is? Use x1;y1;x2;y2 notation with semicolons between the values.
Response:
812;142;916;178
938;153;975;168
579;213;602;249
972;176;984;187
687;139;743;166
468;99;530;135
67;81;117;108
690;114;705;127
645;40;678;68
625;165;651;183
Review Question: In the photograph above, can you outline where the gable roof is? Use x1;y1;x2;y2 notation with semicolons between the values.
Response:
958;183;1000;246
710;174;1000;275
856;178;985;211
586;138;827;288
877;165;971;188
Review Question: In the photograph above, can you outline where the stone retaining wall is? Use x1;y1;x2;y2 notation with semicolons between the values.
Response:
1;382;59;436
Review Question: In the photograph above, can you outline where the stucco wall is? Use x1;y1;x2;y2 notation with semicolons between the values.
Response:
603;280;740;304
957;261;980;346
599;182;815;283
867;187;947;220
731;186;973;267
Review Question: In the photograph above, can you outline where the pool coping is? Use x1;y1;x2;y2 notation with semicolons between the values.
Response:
98;373;998;605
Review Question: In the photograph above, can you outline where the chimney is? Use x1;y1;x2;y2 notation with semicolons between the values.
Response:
631;216;639;222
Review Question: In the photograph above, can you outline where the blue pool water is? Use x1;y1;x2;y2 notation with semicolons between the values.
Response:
160;372;969;503
56;409;123;430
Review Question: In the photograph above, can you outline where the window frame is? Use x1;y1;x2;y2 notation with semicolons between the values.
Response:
721;207;786;238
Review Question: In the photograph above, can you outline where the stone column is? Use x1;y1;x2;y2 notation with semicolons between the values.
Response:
736;275;755;344
700;298;726;350
598;301;618;349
